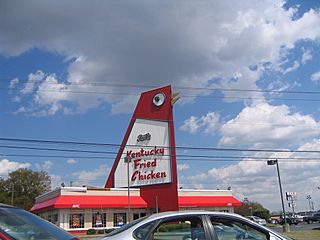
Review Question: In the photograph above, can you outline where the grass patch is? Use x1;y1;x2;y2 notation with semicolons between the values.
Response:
284;230;320;240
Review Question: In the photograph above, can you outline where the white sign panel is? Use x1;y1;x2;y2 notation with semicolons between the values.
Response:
114;119;172;187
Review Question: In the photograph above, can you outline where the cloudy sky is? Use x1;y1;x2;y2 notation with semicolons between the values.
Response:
1;0;320;212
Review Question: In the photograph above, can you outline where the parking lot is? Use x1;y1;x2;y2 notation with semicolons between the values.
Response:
272;222;320;232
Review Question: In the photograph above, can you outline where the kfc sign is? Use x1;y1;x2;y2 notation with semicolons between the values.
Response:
137;133;151;142
126;147;168;182
114;119;172;187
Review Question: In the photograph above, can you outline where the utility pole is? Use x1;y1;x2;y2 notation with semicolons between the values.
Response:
124;156;132;223
307;195;312;212
267;159;289;232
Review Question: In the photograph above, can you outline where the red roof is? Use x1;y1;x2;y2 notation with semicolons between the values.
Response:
178;196;242;207
31;195;241;212
31;195;148;212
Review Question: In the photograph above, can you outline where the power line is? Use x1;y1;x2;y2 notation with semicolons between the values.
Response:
1;137;320;154
3;86;320;102
2;153;320;162
2;80;320;95
0;138;320;154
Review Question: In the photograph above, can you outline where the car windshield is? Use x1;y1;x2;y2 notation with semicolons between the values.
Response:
0;206;77;240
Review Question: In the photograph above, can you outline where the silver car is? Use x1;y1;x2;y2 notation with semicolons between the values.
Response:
246;216;267;226
100;210;291;240
0;203;78;240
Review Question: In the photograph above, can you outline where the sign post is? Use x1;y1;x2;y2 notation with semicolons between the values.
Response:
105;86;180;212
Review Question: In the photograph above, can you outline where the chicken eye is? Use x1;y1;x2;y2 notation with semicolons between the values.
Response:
153;92;166;106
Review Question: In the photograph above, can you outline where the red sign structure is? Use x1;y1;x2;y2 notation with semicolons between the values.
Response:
105;85;179;212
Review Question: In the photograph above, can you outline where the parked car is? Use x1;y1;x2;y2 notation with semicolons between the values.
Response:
278;216;300;225
0;203;78;240
303;212;320;224
246;216;267;226
100;210;292;240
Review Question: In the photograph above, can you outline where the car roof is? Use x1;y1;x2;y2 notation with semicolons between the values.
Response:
140;210;244;222
0;203;16;208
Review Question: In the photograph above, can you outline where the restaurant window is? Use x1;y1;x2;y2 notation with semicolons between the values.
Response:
113;213;126;227
133;212;146;220
69;213;84;228
53;214;58;224
92;212;106;228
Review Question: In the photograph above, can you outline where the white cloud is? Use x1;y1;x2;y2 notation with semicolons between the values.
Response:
71;164;109;187
2;1;320;114
21;70;46;95
0;159;31;177
50;174;63;189
9;78;19;89
180;116;201;134
282;60;300;74
185;139;320;211
220;102;320;148
177;164;190;171
67;159;78;164
35;161;54;171
202;112;222;134
311;71;320;82
301;48;312;64
180;112;221;135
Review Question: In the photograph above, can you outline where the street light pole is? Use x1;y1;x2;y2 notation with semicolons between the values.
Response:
267;159;288;232
306;195;312;212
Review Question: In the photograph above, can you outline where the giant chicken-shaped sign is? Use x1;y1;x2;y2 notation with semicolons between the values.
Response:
105;86;180;212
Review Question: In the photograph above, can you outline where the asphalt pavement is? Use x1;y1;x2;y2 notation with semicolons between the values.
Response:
271;222;320;233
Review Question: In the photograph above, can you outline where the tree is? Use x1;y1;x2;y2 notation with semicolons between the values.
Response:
1;168;51;210
235;200;270;220
0;177;9;203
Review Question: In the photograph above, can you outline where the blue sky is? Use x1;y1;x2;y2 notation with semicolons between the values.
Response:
1;0;320;212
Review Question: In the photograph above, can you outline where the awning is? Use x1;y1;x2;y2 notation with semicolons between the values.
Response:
31;195;242;212
31;195;148;212
178;196;242;207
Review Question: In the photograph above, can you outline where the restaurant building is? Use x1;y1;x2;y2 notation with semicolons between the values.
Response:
31;186;241;233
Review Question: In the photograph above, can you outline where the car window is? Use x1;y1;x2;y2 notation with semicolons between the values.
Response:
210;217;268;240
133;220;157;240
0;207;76;240
152;216;205;240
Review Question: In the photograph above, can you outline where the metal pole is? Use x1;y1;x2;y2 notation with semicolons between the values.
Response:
307;195;312;212
126;157;131;223
291;197;295;218
276;160;288;230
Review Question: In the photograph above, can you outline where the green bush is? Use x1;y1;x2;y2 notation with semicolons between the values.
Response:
105;228;116;234
97;229;104;234
87;228;96;235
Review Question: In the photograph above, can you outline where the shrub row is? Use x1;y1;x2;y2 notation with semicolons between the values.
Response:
87;228;116;235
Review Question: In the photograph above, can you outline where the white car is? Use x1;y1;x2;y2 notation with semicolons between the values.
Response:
100;210;292;240
246;216;267;226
